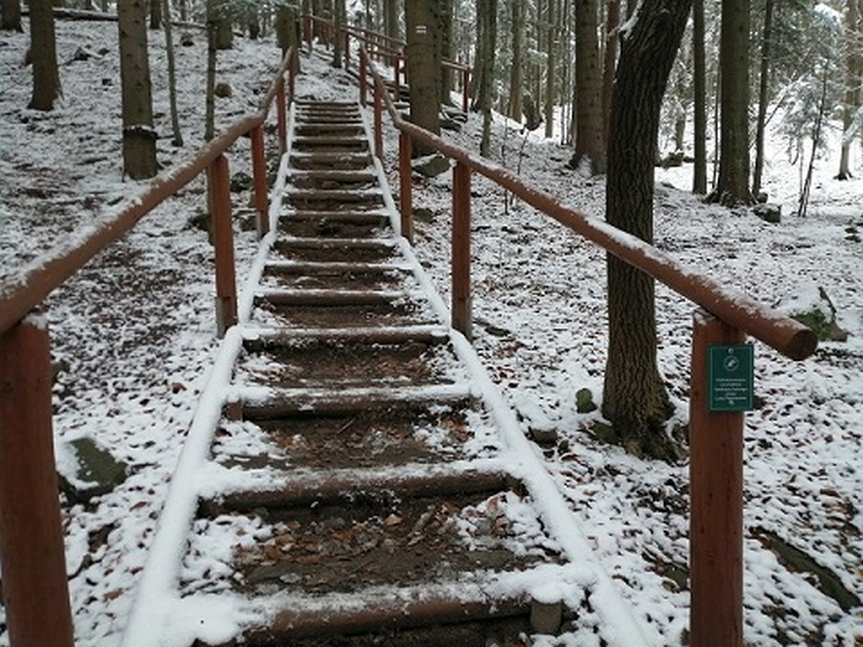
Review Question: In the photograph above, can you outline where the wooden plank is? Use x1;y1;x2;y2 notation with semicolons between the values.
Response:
0;318;75;647
208;154;238;336
452;162;472;339
399;132;413;243
250;125;269;239
689;310;744;647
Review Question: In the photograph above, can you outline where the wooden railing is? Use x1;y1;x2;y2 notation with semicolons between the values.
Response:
303;14;471;113
0;46;299;647
359;47;817;647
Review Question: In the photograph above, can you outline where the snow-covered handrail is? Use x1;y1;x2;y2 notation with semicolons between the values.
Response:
361;48;816;362
0;47;299;336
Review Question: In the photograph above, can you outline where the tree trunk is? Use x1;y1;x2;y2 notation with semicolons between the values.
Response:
603;0;692;461
478;0;497;155
178;0;186;21
438;0;453;105
508;0;523;121
571;0;605;174
247;4;260;40
162;0;182;146
275;4;298;54
838;0;860;180
332;0;344;67
216;17;232;49
711;0;751;205
384;0;399;40
205;0;217;141
149;0;160;29
602;0;620;145
470;0;485;107
405;0;441;155
752;0;774;194
544;0;556;138
118;0;157;179
28;0;61;110
1;0;22;31
692;0;707;194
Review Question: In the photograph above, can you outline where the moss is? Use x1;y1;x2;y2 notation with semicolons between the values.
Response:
792;308;834;341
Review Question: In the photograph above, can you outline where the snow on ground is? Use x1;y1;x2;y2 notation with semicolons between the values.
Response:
375;68;863;644
0;19;287;646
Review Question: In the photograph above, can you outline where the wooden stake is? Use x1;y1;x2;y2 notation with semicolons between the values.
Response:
276;78;287;155
360;52;367;106
373;80;383;160
250;125;269;239
0;317;75;647
399;132;413;243
462;69;470;113
690;310;745;647
452;162;471;339
208;154;238;336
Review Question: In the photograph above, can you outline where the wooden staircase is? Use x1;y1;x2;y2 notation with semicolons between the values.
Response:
177;99;583;646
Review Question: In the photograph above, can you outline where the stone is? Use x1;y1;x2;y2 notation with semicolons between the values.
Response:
575;387;597;414
58;437;128;504
440;117;462;132
412;154;450;178
784;285;849;342
530;427;558;445
413;207;434;223
67;46;93;63
214;82;233;98
180;32;195;47
230;171;252;193
530;596;563;635
753;203;781;224
755;191;769;204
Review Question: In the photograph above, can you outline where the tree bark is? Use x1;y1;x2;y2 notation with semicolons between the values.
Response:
28;0;61;110
162;0;182;146
118;0;157;179
470;0;485;107
838;0;860;180
149;0;160;29
692;0;707;194
332;0;344;67
405;0;441;155
275;4;297;54
1;0;22;31
205;0;217;141
384;0;399;40
602;0;620;145
752;0;774;194
178;0;186;21
508;0;523;121
478;0;497;155
603;0;692;461
711;0;751;205
572;0;605;174
544;0;556;138
438;0;453;104
247;4;260;39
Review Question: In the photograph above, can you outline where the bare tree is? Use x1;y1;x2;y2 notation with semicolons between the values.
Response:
477;0;497;156
571;0;605;174
544;0;557;138
693;0;707;194
162;0;183;146
405;0;441;154
29;0;61;110
602;0;620;144
752;0;774;195
603;0;693;460
838;0;861;180
508;0;523;121
149;0;161;29
1;0;22;31
118;0;157;178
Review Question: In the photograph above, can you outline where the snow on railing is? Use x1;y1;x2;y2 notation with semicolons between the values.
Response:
0;46;299;647
359;45;817;647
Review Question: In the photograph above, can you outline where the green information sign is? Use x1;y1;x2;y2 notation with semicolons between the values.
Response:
708;344;754;412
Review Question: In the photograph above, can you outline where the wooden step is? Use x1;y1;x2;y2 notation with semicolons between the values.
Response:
281;210;389;224
290;170;377;182
254;287;414;307
234;383;476;420
242;324;447;349
275;236;398;250
293;136;369;148
263;259;410;275
286;189;384;203
290;151;373;170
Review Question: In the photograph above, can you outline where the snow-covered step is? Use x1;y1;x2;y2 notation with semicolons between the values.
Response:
254;287;418;306
263;259;411;274
241;324;449;346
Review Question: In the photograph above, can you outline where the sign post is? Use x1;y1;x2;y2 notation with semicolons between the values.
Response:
708;344;754;412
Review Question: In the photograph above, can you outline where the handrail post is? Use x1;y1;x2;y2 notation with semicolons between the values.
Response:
250;125;269;239
288;54;296;104
360;52;367;106
462;68;469;113
0;316;75;647
690;310;744;647
208;154;238;336
399;132;413;243
373;79;383;160
344;31;350;69
276;77;287;155
452;162;472;339
395;56;400;99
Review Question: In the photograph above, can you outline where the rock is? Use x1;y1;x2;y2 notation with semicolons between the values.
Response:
230;171;252;193
58;438;128;504
530;585;563;634
439;117;462;132
66;46;93;64
753;203;781;224
755;191;769;204
412;154;450;178
180;32;195;47
214;82;233;98
658;151;684;168
102;77;112;87
413;207;434;223
781;284;849;342
753;527;862;612
575;387;597;414
97;47;110;56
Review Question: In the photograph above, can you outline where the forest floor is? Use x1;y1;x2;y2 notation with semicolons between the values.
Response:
0;20;861;647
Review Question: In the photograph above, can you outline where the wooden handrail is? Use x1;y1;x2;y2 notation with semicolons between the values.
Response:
0;48;298;336
361;48;815;361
